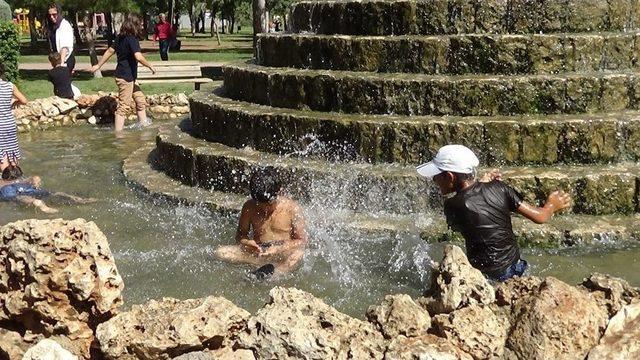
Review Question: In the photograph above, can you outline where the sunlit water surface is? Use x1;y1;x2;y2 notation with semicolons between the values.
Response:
1;125;638;317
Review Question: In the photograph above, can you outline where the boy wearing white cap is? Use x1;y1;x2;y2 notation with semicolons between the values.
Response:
417;145;571;281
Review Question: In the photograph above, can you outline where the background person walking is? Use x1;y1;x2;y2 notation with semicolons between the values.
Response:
153;14;172;61
90;14;156;132
46;3;75;74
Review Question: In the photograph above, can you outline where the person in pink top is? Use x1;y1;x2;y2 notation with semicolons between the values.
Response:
153;14;173;61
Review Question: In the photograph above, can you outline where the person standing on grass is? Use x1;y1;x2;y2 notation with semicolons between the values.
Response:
153;14;173;61
46;3;76;74
90;14;156;132
0;64;28;172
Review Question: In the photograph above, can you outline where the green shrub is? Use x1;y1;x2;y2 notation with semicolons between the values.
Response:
0;21;19;82
0;0;10;22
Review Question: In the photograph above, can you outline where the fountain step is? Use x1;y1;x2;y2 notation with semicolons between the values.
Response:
156;121;640;215
191;90;640;166
124;144;640;247
290;0;640;36
257;32;640;75
223;63;640;117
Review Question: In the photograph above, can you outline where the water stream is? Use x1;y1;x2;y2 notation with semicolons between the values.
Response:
1;124;638;317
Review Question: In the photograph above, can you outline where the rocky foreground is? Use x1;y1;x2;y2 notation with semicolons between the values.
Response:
0;219;638;359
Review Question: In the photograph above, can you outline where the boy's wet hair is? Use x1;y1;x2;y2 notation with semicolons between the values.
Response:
250;167;283;203
48;52;62;65
2;165;23;180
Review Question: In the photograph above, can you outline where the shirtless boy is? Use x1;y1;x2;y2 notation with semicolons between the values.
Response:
417;145;571;282
214;167;307;279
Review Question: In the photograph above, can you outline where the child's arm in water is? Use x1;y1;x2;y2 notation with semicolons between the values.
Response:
15;196;58;214
516;191;571;224
235;201;261;253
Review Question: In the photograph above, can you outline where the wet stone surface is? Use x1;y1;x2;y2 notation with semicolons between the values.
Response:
155;120;640;216
257;33;640;75
190;91;640;166
222;64;640;117
290;0;640;35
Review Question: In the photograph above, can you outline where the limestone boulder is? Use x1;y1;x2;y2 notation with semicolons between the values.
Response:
96;296;249;360
22;339;78;360
52;97;78;114
494;276;544;306
366;294;431;339
76;94;101;108
420;245;495;314
40;97;60;117
432;305;507;360
0;219;124;359
237;287;387;359
587;302;640;360
13;101;43;118
506;277;608;360
171;348;255;360
384;334;473;360
580;273;640;317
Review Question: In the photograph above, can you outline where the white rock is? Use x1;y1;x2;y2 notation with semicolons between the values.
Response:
22;339;78;360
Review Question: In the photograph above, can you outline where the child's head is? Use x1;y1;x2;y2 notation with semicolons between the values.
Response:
2;165;23;181
417;144;479;194
48;52;62;67
250;167;283;203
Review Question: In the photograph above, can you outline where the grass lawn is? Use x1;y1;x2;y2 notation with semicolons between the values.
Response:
17;70;196;100
18;30;251;99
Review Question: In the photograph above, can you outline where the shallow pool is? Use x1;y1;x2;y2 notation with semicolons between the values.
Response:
1;124;638;317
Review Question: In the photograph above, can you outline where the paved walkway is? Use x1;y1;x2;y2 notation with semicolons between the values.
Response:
19;61;228;71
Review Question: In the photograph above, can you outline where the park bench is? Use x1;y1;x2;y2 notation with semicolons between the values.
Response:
137;61;213;90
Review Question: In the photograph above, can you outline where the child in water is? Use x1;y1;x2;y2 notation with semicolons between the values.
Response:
214;167;308;280
417;145;571;281
0;165;95;213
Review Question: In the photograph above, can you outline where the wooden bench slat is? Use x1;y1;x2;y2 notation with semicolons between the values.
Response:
138;71;204;79
139;66;201;73
138;78;213;84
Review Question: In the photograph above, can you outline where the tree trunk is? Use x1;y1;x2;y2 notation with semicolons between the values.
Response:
28;10;38;47
105;12;114;47
230;12;235;34
220;7;225;33
252;0;266;52
168;0;175;27
83;13;102;78
69;11;83;46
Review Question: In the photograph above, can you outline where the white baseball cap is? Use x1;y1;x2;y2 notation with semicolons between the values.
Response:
416;145;479;178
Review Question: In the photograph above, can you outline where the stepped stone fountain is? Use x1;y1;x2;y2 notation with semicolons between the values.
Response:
125;0;640;245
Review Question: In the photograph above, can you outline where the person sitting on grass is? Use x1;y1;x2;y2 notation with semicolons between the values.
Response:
417;144;572;282
0;165;96;214
214;167;308;280
48;52;80;100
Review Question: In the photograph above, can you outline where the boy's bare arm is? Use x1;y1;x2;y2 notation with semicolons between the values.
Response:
235;201;260;252
517;191;571;224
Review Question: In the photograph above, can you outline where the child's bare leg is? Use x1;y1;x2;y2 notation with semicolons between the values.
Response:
214;245;264;267
15;196;58;213
273;248;304;275
52;192;97;204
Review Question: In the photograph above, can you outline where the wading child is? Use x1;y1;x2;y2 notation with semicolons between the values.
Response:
417;145;571;282
48;52;80;100
0;165;96;214
214;167;308;280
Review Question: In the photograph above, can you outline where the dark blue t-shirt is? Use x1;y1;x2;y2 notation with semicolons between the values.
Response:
114;35;141;82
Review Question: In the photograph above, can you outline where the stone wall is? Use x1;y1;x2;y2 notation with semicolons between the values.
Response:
1;219;638;359
12;93;190;132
